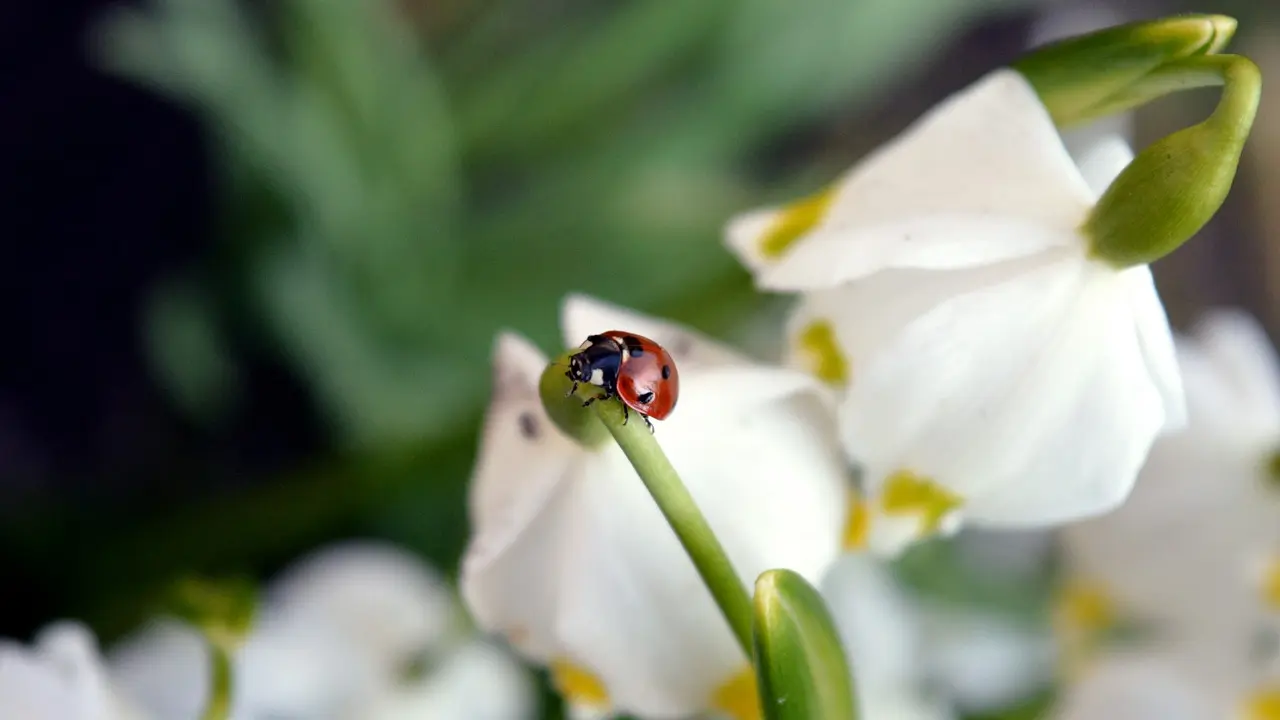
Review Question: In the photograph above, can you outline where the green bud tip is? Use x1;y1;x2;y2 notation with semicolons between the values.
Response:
1017;14;1240;127
753;569;858;720
168;576;257;651
539;351;612;448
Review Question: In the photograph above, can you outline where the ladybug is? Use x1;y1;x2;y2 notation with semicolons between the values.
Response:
565;331;680;429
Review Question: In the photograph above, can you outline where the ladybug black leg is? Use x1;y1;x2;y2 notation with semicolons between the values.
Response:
581;393;609;408
641;414;654;433
566;379;579;398
621;404;630;425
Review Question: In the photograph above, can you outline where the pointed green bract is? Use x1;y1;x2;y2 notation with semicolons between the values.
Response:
1085;54;1261;267
753;569;858;720
1015;14;1236;127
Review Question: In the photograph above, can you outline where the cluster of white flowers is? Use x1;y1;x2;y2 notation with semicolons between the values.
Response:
458;17;1267;720
7;11;1262;720
1;542;537;720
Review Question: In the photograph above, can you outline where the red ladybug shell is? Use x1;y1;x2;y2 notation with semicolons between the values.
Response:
601;330;679;420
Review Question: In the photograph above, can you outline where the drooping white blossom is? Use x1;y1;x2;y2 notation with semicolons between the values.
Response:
0;621;144;720
108;541;536;720
461;294;849;719
1059;310;1280;672
725;68;1184;556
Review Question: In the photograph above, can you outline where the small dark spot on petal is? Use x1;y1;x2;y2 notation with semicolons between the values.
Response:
519;412;539;439
661;364;671;379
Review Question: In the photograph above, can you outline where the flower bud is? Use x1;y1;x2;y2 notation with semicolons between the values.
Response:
1015;15;1236;126
753;569;858;720
1084;54;1260;267
168;576;257;652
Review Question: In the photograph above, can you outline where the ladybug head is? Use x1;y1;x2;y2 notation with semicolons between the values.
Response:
567;351;592;384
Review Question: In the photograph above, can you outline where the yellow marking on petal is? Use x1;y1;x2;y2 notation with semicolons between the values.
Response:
795;319;849;385
550;659;610;708
879;469;962;534
1052;580;1117;681
1243;685;1280;720
758;187;835;259
710;666;761;720
1261;557;1280;611
1054;581;1117;636
842;496;871;550
1266;448;1280;488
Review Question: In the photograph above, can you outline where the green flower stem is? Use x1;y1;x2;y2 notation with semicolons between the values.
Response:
591;399;755;658
1086;52;1261;267
201;641;233;720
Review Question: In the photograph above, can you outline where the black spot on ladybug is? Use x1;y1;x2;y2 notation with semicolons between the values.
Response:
624;336;644;355
637;391;655;405
661;364;671;379
518;412;539;439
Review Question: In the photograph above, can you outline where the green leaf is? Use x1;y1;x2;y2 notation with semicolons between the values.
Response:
753;569;858;720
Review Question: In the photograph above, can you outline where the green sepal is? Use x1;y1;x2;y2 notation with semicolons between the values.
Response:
1085;54;1260;267
753;569;858;720
539;350;611;449
1015;14;1236;127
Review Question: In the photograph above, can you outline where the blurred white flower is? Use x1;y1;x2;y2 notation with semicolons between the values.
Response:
1049;645;1280;720
0;621;143;720
725;68;1183;556
1060;310;1280;646
109;541;536;720
918;605;1056;714
460;294;848;719
820;554;954;720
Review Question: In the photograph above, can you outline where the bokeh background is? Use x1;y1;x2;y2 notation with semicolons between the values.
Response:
2;0;1276;711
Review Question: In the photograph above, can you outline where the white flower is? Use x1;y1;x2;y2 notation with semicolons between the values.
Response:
460;294;848;719
109;541;536;720
1049;645;1280;720
725;68;1184;556
1059;309;1280;656
0;621;143;720
820;555;954;719
918;605;1056;714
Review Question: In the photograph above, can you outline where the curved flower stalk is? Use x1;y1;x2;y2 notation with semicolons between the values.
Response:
0;622;144;720
1059;310;1280;670
108;542;536;720
726;66;1185;556
460;294;848;719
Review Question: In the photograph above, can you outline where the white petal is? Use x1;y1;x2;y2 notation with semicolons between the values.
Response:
235;619;380;718
559;293;748;368
820;554;925;692
1070;132;1134;198
1122;266;1185;432
737;69;1092;289
108;620;208;720
264;541;455;672
1050;651;1217;720
366;640;538;720
761;217;1080;291
724;206;785;275
1190;308;1280;431
919;608;1055;713
553;367;847;715
835;256;1166;525
461;334;581;660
